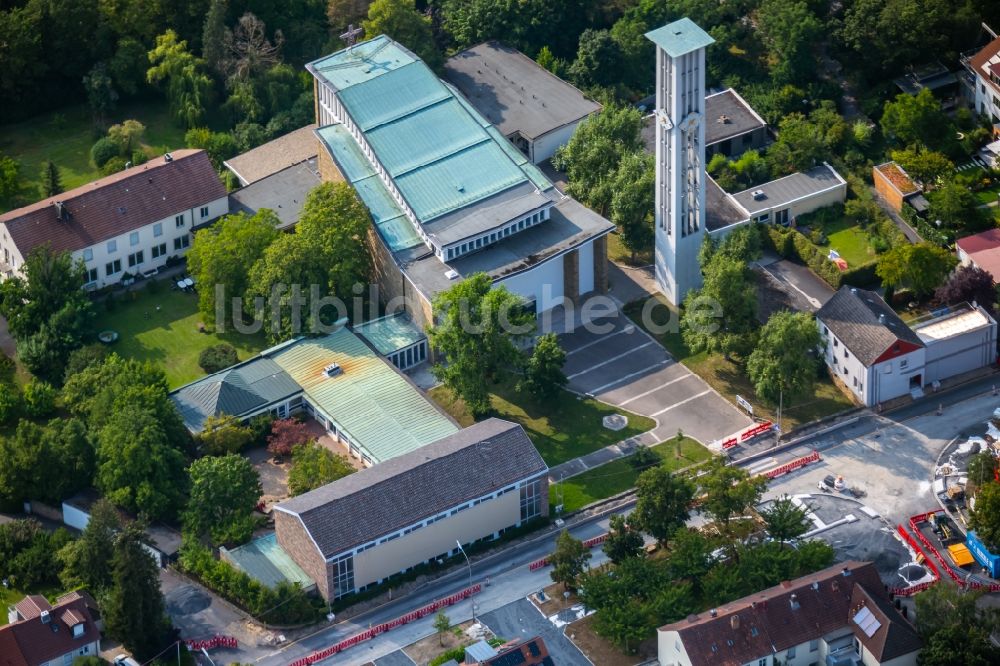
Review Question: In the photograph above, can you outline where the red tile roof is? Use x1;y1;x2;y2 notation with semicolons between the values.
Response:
12;595;51;621
850;584;922;662
0;149;225;256
659;562;901;666
970;35;1000;95
1;593;100;666
957;229;1000;284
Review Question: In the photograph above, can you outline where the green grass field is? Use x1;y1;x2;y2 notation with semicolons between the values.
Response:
823;218;875;268
0;100;186;212
429;381;656;466
623;295;855;431
93;285;268;388
550;437;711;514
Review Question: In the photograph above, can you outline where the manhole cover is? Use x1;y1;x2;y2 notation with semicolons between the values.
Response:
603;414;627;431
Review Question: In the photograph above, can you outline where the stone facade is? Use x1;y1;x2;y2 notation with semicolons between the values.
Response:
274;510;331;599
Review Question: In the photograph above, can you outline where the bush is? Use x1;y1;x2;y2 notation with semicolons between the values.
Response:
90;137;119;168
22;379;56;418
65;345;108;381
101;157;127;176
198;343;239;373
0;383;21;425
177;542;321;624
430;648;467;666
0;354;15;384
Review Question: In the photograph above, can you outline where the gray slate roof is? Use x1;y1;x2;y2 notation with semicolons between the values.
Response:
641;89;767;152
706;176;749;231
171;357;302;431
229;158;322;229
816;287;924;366
444;41;601;141
275;418;547;559
224;124;318;185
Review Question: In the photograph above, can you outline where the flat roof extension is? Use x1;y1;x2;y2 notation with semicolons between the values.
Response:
228;158;323;229
444;41;601;141
224;124;318;186
730;163;846;216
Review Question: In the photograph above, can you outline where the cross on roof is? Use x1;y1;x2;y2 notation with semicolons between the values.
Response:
340;24;363;47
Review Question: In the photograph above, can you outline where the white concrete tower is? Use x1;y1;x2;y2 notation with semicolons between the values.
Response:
646;18;714;306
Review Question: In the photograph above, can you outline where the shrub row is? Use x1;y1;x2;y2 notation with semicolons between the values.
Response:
763;225;878;289
900;202;951;247
177;542;322;625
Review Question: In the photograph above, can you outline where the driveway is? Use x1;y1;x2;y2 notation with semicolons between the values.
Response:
479;598;589;666
559;313;751;445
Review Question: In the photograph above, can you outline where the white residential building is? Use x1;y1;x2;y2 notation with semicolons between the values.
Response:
0;149;228;288
966;33;1000;128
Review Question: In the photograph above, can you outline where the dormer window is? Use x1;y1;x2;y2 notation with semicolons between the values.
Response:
73;622;84;638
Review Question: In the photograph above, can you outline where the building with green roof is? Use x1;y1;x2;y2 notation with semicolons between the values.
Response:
170;324;457;465
306;35;614;331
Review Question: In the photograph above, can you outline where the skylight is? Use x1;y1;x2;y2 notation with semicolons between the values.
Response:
853;606;882;638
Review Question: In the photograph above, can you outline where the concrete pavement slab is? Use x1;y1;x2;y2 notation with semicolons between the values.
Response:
480;598;590;666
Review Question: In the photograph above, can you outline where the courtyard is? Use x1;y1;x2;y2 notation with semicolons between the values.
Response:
92;284;268;388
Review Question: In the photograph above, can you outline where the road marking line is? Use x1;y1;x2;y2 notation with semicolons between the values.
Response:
565;325;635;355
758;263;821;309
617;373;694;406
586;360;670;395
566;341;655;379
650;389;711;416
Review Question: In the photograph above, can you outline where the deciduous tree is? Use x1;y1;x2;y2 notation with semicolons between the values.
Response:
969;481;1000;552
519;333;567;400
698;456;767;534
761;495;811;542
82;62;118;128
147;30;214;128
186;209;281;329
876;242;957;297
633;466;695;544
881;88;951;150
267;418;312;458
756;0;821;84
603;514;644;564
746;311;820;405
433;610;451;646
569;29;623;90
363;0;440;69
610;151;654;261
891;148;953;186
550;529;591;591
428;274;534;416
197;414;254;456
0;154;20;204
288;442;355;495
935;265;997;316
928;182;990;232
185;454;262;545
766;113;826;175
681;257;758;359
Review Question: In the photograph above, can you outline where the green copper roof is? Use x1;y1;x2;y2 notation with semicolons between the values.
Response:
645;18;715;58
269;327;458;464
308;35;416;91
354;313;426;356
312;37;555;230
316;124;422;252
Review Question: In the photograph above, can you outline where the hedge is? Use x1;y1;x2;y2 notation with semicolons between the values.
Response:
901;202;951;247
763;225;878;289
177;542;323;625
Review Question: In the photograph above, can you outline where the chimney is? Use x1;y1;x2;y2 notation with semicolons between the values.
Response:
731;615;740;630
811;582;820;591
780;580;792;589
40;610;50;624
710;609;718;618
789;594;800;610
842;567;852;577
879;314;886;323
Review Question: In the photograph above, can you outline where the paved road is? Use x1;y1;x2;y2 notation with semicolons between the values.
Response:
756;255;836;312
253;513;615;666
558;313;751;446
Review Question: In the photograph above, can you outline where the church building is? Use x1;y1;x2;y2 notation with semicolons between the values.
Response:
306;36;614;330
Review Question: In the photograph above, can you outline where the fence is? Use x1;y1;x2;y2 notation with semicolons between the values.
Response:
287;584;481;666
908;512;1000;593
720;421;774;450
890;524;940;596
185;635;237;651
761;450;821;479
528;533;608;571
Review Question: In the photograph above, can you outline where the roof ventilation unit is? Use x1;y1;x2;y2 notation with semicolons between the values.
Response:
40;610;51;624
163;152;173;162
322;362;343;378
717;114;730;124
444;269;460;280
751;189;766;201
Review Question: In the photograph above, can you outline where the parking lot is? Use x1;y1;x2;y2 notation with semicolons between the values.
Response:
559;313;751;445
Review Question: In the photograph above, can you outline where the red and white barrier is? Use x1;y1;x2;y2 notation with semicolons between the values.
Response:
287;584;481;666
721;421;774;450
185;635;237;651
528;532;609;571
908;511;1000;593
761;450;820;479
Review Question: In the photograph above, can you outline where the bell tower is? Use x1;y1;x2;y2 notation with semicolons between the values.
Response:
645;18;714;306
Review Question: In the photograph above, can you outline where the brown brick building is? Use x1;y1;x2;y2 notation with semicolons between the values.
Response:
274;418;548;600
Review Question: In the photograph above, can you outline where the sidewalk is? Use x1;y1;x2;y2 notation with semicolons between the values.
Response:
547;429;659;480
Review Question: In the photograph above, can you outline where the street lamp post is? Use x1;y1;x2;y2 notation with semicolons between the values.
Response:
456;540;475;623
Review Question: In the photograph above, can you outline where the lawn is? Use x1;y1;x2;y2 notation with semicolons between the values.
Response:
823;218;875;267
608;230;652;267
549;437;712;514
93;284;268;388
0;99;186;212
623;294;855;431
428;381;656;466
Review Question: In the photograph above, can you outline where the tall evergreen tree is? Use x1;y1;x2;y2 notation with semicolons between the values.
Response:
104;523;171;660
202;0;229;76
39;160;62;197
